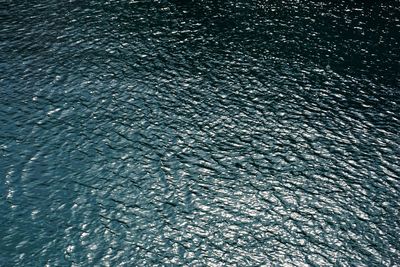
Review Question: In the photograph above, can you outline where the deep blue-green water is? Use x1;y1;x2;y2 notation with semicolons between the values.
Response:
1;0;399;266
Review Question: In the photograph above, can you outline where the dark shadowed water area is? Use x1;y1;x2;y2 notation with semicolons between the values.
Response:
1;0;399;266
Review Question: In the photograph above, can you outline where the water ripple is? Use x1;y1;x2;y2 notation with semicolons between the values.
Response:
1;0;399;266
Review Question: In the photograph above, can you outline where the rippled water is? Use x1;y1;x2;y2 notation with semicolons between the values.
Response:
1;0;399;266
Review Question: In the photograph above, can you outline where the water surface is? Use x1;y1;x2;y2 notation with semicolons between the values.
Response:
1;0;399;266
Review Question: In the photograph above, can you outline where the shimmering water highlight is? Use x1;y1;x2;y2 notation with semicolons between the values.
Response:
1;0;399;266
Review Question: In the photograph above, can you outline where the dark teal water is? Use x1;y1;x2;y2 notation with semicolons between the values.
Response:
1;0;399;266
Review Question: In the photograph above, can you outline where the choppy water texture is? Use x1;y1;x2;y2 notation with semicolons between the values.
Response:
1;0;400;266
